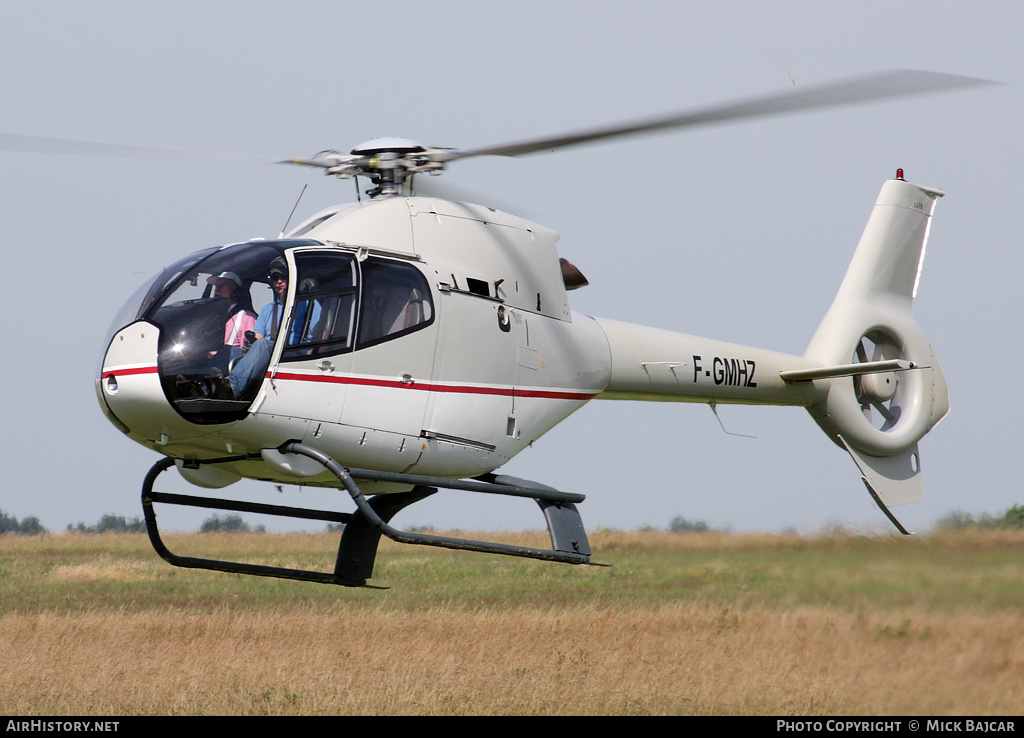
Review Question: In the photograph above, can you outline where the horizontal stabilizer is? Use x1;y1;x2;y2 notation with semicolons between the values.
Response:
781;359;917;383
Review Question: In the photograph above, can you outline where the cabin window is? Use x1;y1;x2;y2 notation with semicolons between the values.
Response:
279;252;434;361
355;259;434;349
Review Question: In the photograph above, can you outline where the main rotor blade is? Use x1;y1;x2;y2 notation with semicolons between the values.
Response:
0;133;275;165
451;70;995;159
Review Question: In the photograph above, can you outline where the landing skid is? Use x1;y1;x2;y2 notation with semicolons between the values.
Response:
141;441;600;588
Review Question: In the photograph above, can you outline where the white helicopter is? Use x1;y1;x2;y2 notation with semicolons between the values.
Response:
15;70;987;587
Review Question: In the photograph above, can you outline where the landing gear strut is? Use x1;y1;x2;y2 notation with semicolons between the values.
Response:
141;441;599;587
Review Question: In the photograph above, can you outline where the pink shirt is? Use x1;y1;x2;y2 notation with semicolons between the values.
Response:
224;309;257;347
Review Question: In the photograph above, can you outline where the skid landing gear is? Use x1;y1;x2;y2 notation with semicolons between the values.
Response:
141;441;600;588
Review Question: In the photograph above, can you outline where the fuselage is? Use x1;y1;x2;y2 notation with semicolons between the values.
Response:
96;197;616;489
96;195;823;491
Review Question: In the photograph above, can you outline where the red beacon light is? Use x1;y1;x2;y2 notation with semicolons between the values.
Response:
896;168;905;180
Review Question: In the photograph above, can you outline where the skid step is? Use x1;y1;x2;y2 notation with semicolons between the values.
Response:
140;442;600;588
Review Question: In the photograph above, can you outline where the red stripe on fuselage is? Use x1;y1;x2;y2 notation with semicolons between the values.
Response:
102;366;159;379
99;365;596;402
271;371;597;401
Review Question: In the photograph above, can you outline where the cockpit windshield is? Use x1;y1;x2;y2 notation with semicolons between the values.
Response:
99;247;218;372
132;241;434;425
143;241;297;422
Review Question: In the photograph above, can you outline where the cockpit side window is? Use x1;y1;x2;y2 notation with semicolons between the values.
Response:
281;252;358;360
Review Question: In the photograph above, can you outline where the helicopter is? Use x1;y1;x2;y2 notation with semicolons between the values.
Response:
21;69;984;587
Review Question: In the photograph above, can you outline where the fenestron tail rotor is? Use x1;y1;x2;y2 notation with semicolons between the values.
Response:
853;331;905;432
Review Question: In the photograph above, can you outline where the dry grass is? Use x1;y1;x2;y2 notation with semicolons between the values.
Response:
2;604;1021;715
1;529;1022;715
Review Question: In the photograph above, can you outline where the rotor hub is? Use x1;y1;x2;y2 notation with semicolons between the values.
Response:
856;371;898;403
291;139;451;198
350;137;426;157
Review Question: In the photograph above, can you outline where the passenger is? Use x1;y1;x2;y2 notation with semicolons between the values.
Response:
208;272;257;348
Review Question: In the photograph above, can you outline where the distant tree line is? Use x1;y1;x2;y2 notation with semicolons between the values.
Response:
199;514;266;533
0;510;47;535
937;505;1024;530
66;514;147;534
5;506;1023;535
668;516;711;533
0;510;268;535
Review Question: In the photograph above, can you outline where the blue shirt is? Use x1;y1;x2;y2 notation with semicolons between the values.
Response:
254;299;321;345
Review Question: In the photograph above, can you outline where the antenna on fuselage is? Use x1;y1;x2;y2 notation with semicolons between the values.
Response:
279;184;308;238
709;402;757;439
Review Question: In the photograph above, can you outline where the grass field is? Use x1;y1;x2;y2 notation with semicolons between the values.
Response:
1;529;1022;715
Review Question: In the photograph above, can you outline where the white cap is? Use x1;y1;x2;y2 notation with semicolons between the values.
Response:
207;271;243;287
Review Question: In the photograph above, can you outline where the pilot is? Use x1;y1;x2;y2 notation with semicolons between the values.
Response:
252;260;289;341
212;258;317;400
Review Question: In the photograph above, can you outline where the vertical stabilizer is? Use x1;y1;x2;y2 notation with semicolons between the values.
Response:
802;175;950;528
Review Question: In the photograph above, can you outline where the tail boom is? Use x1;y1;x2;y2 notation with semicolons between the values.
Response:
592;318;824;407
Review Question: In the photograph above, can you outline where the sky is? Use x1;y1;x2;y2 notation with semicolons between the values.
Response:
0;1;1020;539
